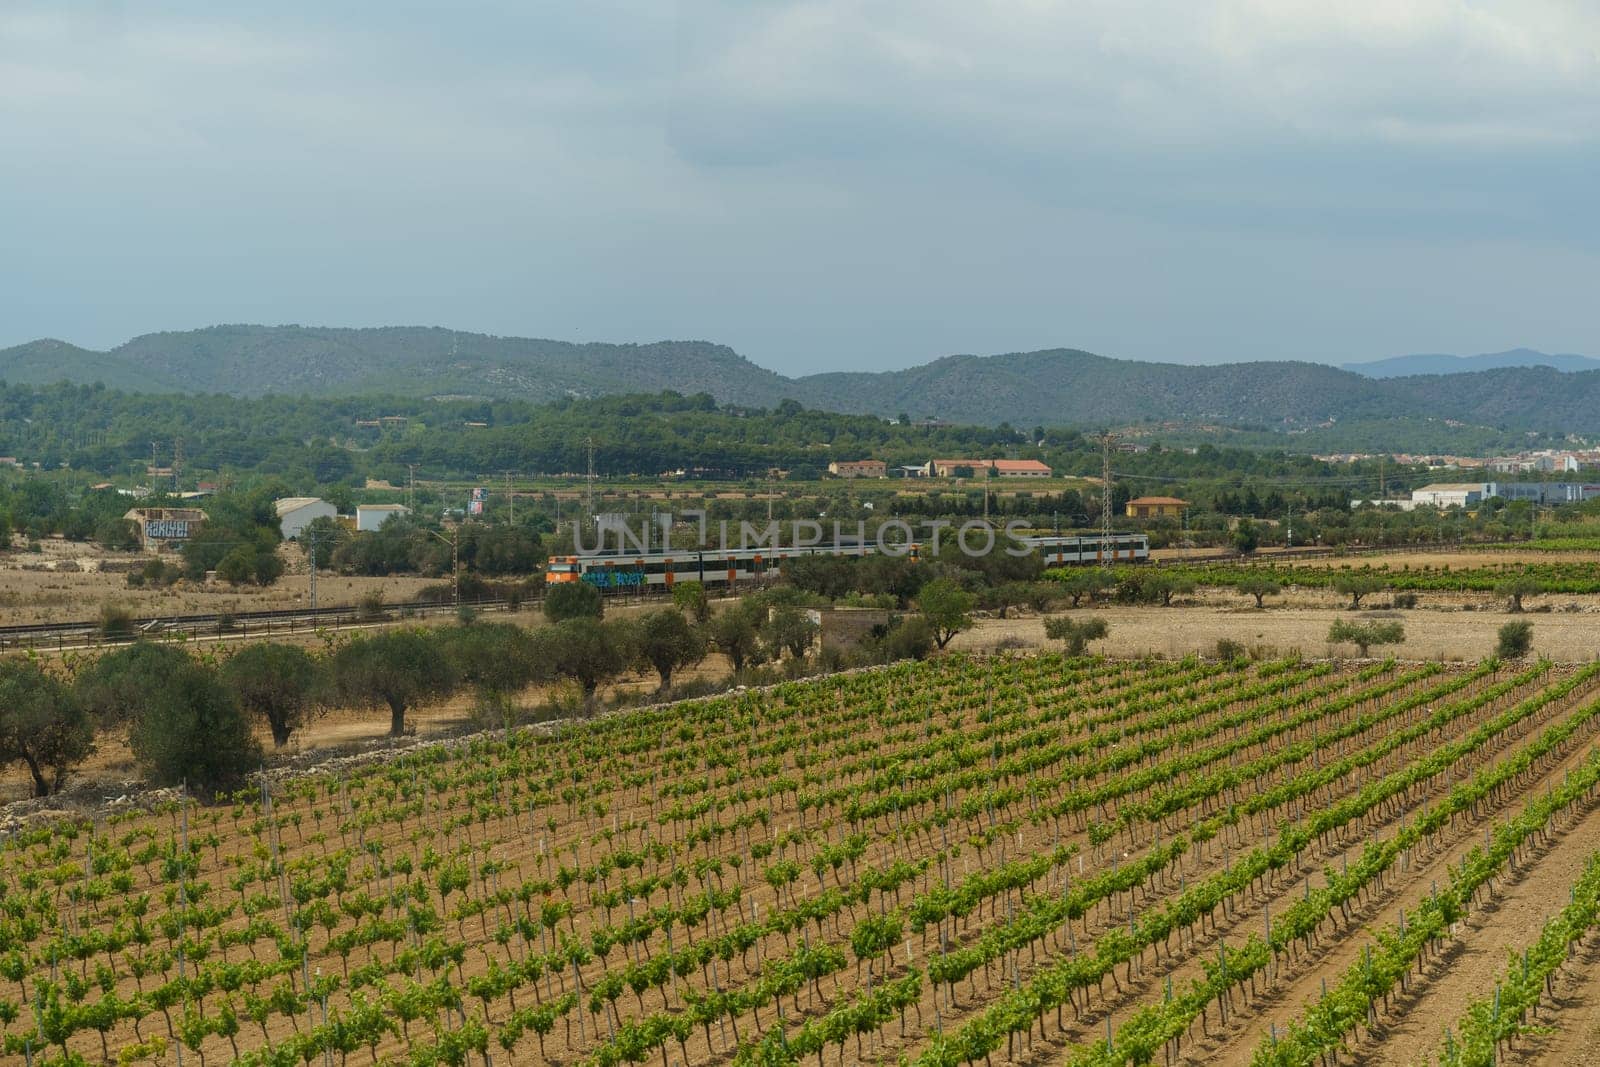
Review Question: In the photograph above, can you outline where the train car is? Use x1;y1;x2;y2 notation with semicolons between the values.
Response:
544;540;892;592
545;532;1146;592
1028;533;1149;565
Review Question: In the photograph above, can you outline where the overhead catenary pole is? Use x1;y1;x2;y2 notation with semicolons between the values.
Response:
585;436;597;526
1099;431;1116;559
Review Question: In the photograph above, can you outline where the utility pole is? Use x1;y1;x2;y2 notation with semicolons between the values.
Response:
407;465;416;511
172;437;183;493
426;528;460;608
1098;432;1116;558
584;436;597;527
308;528;318;611
505;471;514;524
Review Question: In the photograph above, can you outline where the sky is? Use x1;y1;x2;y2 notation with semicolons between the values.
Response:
3;1;1599;375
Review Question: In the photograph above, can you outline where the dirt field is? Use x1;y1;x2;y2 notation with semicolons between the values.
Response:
956;600;1600;662
0;538;437;624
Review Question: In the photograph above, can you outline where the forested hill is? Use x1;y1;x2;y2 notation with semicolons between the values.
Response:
6;324;1600;433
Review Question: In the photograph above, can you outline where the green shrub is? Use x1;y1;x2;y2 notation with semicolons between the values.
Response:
1496;620;1533;659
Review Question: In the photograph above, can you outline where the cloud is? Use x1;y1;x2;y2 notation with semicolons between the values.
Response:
0;1;1598;369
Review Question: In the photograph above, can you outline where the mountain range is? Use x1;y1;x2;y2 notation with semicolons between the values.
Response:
1343;348;1600;377
4;325;1600;434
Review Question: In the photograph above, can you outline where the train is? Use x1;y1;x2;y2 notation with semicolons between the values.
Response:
544;533;1148;591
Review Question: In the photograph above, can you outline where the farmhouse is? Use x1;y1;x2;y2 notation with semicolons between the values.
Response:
1125;496;1188;519
928;458;1053;478
827;459;887;479
123;507;206;552
274;497;336;540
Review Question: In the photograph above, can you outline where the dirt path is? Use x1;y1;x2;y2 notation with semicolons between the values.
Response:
1361;799;1600;1066
1521;938;1600;1063
1178;691;1600;1067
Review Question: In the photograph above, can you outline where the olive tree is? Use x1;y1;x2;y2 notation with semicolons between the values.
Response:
221;643;328;748
916;578;974;650
333;629;456;737
129;660;261;794
1238;576;1281;609
536;618;634;701
543;581;603;622
1332;574;1385;610
1494;576;1542;613
763;606;819;661
1043;616;1110;656
76;644;259;793
707;603;763;672
1327;619;1404;657
671;580;711;623
0;660;94;796
634;609;706;692
73;642;195;726
1056;569;1112;608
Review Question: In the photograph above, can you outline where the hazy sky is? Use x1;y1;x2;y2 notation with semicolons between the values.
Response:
3;2;1599;374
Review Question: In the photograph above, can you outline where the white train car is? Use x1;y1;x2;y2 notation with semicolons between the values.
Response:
545;532;1147;592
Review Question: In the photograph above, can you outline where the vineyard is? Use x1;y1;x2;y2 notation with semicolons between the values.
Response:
7;652;1600;1067
1142;560;1600;595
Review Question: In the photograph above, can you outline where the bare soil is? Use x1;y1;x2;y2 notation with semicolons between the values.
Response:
957;601;1600;663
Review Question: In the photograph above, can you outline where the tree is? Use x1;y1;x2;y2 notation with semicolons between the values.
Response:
440;622;545;696
216;544;284;587
917;578;974;649
128;656;261;794
333;630;456;736
537;618;632;701
216;546;257;587
94;517;141;551
1332;573;1385;610
1496;620;1534;659
1044;616;1110;655
1327;619;1404;657
73;642;196;726
1495;576;1542;613
671;580;710;623
0;660;94;796
986;581;1057;618
303;515;344;569
1055;568;1112;608
1238;576;1281;608
221;643;327;747
1233;519;1259;555
879;615;937;661
544;581;603;622
1145;575;1196;607
707;603;762;672
764;606;819;661
633;610;706;692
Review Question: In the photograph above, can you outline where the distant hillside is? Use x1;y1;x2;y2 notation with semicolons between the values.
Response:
6;325;1600;434
97;325;798;406
800;350;1402;427
1345;348;1600;377
0;339;177;392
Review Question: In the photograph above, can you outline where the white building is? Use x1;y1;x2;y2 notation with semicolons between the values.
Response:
1411;481;1600;509
274;497;336;540
1410;483;1488;509
356;503;411;532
